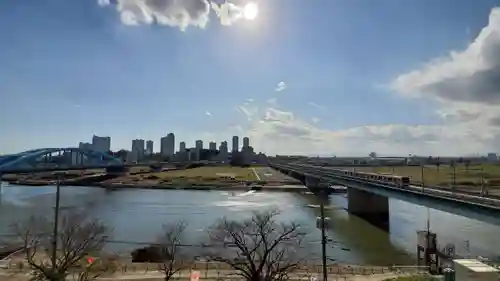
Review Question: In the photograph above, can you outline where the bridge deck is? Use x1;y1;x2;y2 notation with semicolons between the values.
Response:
273;163;500;226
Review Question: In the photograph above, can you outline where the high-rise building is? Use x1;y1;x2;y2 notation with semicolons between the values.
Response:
209;142;217;151
195;140;203;150
243;137;250;149
219;141;228;161
179;141;186;152
78;142;93;151
160;133;175;156
146;140;154;155
232;136;239;152
131;139;145;162
92;135;111;153
219;141;228;153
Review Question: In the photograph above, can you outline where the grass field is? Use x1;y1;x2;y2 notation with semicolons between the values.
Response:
358;164;500;192
128;166;258;184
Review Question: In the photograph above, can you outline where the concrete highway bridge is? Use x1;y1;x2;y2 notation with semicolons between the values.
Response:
270;162;500;230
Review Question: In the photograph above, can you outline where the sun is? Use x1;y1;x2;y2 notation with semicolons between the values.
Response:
243;2;259;20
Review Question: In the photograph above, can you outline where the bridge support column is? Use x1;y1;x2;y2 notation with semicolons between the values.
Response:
348;188;389;231
304;176;320;188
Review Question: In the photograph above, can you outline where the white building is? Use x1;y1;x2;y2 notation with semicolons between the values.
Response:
131;139;145;162
92;135;111;153
146;140;154;155
160;133;175;157
232;136;239;152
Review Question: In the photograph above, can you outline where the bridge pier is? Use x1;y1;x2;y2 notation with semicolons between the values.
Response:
304;176;320;188
348;188;390;231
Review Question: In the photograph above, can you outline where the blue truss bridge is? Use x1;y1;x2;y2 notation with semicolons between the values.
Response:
0;147;123;174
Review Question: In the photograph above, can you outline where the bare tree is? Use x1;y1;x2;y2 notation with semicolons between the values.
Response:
10;211;112;281
205;210;307;281
156;221;192;281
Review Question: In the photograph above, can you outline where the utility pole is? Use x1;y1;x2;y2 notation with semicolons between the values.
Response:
465;240;470;258
480;167;485;196
452;163;456;187
320;190;328;281
51;172;65;269
0;172;3;199
421;165;425;191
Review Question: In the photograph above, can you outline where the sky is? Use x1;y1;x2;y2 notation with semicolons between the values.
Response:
1;0;500;156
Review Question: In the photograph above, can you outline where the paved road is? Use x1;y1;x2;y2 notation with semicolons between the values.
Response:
252;166;301;183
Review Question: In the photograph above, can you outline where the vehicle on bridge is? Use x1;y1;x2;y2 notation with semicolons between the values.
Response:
322;168;410;188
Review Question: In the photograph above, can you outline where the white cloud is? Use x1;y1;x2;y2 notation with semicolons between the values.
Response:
205;111;212;117
391;7;500;126
211;1;245;26
99;0;248;31
311;117;320;123
97;0;110;6
228;99;500;156
307;101;325;110
275;81;286;92
267;98;277;104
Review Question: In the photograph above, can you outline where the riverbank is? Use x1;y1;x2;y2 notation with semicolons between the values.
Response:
1;166;331;193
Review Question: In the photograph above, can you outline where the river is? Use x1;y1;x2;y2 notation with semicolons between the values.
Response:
0;184;499;266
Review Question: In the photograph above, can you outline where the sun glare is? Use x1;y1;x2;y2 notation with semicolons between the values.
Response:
243;2;259;20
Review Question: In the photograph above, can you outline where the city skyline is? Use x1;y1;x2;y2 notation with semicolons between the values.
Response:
78;133;255;154
2;1;500;156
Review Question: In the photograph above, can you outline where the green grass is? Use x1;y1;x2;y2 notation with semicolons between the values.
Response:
358;164;500;190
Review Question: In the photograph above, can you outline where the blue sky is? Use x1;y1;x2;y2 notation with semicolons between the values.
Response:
2;0;500;156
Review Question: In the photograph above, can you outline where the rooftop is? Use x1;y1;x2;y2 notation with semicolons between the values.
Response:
453;259;499;273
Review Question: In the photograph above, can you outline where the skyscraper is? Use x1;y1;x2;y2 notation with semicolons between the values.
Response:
195;140;203;150
166;133;175;155
146;140;154;155
179;141;186;152
160;133;175;156
209;142;217;150
92;135;111;153
131;139;145;161
243;137;250;149
232;136;239;152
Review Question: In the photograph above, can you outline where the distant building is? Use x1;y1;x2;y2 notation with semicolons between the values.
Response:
487;153;498;162
195;140;203;150
146;140;154;155
243;137;249;149
160;133;175;157
78;142;93;151
219;141;228;161
179;141;186;152
209;141;217;151
131;139;145;162
232;136;239;152
92;135;111;153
